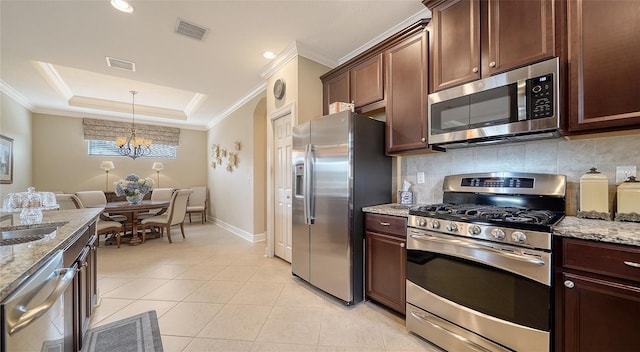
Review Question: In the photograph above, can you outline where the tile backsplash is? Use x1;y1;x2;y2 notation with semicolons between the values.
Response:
402;133;640;214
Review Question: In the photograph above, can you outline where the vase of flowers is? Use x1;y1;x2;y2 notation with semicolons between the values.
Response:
114;174;154;204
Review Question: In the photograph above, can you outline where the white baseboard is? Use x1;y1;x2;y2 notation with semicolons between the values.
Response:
212;217;266;243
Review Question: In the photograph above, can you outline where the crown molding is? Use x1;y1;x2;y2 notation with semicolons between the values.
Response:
206;82;267;129
260;41;338;79
1;80;35;111
339;8;431;64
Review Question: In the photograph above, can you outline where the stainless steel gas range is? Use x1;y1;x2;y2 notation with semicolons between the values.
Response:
405;172;566;352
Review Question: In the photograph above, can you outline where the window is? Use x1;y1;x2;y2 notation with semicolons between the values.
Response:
87;140;177;159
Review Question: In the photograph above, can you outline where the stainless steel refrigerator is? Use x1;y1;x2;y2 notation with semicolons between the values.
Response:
292;110;391;305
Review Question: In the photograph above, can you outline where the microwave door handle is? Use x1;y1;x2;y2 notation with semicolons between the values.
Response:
517;79;527;121
7;266;76;335
409;232;545;266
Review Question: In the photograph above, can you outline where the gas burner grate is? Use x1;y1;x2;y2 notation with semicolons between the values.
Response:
411;204;559;225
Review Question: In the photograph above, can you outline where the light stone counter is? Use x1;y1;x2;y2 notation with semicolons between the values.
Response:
553;216;640;247
362;204;640;248
362;203;411;218
0;208;101;301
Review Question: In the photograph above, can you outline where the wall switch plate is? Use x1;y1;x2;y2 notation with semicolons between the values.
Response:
616;165;637;183
417;172;425;184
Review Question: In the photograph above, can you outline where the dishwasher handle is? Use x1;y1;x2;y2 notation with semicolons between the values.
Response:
7;265;76;335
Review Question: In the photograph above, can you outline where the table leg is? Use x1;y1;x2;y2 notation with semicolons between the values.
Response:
129;211;142;245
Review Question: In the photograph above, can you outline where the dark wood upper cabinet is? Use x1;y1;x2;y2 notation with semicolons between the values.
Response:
350;53;384;108
320;19;431;154
385;30;428;153
567;0;640;133
429;0;480;92
425;0;555;92
322;71;350;115
485;0;555;76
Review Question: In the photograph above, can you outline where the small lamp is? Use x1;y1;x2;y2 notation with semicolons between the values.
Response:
152;162;164;187
100;161;115;192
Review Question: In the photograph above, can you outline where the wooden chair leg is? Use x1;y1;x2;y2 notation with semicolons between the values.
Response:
141;224;147;243
189;213;192;223
116;229;121;248
166;227;172;243
201;211;205;224
180;223;186;239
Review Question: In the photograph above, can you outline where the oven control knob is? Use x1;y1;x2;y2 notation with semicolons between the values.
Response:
491;228;506;240
417;218;427;227
429;220;440;229
446;223;458;232
511;231;527;243
468;225;481;236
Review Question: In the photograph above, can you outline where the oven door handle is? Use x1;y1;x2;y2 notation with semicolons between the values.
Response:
7;266;76;335
409;233;545;266
409;310;492;352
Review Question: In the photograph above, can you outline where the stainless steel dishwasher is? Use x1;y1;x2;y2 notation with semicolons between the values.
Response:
1;250;75;352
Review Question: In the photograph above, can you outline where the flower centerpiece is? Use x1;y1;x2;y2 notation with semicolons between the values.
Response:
114;174;154;204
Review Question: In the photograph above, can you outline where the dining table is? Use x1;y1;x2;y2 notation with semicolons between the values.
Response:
103;199;169;245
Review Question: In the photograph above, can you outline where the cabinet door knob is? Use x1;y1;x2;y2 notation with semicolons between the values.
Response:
400;242;405;248
421;137;426;143
489;61;496;68
624;261;640;268
564;280;575;289
472;67;479;73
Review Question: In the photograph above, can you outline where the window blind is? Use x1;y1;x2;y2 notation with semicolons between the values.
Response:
82;118;180;146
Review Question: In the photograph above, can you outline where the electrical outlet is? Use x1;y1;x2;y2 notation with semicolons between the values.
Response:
616;165;637;183
417;172;425;184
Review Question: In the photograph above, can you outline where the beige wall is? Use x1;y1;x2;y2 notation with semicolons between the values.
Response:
208;92;267;238
31;113;207;193
298;56;330;123
0;93;33;200
253;98;267;234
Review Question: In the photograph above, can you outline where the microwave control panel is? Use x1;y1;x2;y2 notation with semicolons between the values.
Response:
528;74;554;119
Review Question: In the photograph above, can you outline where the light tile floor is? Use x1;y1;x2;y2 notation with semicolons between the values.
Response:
92;222;442;352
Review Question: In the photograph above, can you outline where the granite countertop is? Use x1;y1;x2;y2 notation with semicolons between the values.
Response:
553;216;640;247
363;204;640;248
362;203;411;218
0;208;101;301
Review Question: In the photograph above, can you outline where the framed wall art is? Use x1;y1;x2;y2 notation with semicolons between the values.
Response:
0;134;13;184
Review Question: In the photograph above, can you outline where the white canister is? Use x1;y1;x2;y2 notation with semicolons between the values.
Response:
579;167;610;218
617;176;640;218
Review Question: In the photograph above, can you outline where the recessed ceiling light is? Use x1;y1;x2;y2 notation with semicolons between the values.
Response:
263;51;276;59
111;0;134;13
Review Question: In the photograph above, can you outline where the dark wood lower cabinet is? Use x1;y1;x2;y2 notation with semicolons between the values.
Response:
555;237;640;352
366;231;406;314
63;222;98;352
560;272;640;352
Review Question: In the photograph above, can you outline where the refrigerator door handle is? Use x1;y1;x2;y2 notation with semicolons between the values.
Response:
305;144;315;224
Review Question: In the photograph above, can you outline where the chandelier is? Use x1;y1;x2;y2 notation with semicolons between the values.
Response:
115;91;152;159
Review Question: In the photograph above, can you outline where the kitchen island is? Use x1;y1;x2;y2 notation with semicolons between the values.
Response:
0;208;101;301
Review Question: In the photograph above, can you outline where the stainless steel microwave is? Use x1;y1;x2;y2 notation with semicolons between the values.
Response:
428;57;561;149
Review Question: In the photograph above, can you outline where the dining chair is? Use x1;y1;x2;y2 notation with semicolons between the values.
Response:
137;188;175;220
186;186;207;224
58;193;124;248
75;190;128;225
55;193;82;210
140;189;193;244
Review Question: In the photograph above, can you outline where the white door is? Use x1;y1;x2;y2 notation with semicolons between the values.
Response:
274;113;293;262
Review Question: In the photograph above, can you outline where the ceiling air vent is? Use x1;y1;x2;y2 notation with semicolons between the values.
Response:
175;18;208;41
106;57;136;72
